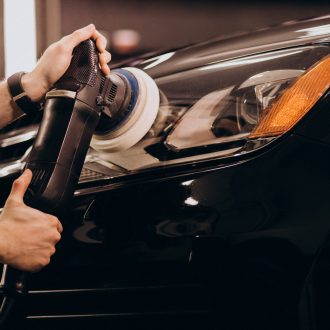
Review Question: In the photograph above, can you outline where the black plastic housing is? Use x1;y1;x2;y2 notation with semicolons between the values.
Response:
24;40;125;213
25;97;100;213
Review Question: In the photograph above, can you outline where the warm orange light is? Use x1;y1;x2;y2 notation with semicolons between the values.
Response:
250;55;330;139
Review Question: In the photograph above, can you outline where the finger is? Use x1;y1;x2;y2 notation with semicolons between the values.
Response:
103;51;111;63
98;52;109;67
92;30;107;52
57;219;63;233
47;215;63;233
101;63;110;77
54;231;62;243
99;52;111;76
50;246;56;256
65;24;96;49
8;169;33;203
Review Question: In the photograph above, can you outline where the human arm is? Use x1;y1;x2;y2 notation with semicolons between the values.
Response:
0;24;111;128
0;24;110;271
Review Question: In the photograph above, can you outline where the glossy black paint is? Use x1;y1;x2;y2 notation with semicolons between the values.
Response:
1;15;330;330
24;94;330;329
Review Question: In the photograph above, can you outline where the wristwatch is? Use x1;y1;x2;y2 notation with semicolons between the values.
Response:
7;71;41;115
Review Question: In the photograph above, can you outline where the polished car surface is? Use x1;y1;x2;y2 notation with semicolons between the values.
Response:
0;15;329;330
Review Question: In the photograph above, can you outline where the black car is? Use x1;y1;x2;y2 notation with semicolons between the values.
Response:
0;14;329;330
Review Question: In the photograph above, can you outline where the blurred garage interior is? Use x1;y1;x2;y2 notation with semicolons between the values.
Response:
0;0;329;78
0;0;329;77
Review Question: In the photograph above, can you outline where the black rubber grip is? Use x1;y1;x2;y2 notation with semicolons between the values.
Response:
56;39;99;89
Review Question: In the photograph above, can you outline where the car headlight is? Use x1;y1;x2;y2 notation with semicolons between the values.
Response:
163;46;330;155
251;55;330;138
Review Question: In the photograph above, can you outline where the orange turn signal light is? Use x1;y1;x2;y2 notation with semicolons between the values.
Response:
250;55;330;139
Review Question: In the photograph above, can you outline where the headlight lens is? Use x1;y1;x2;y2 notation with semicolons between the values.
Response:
166;69;304;150
251;55;330;138
164;47;330;153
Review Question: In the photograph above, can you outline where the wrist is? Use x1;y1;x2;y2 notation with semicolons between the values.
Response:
7;72;43;115
21;71;49;102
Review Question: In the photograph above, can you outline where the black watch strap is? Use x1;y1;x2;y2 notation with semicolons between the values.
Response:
7;72;41;116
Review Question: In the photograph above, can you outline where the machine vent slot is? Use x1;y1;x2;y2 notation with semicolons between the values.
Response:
99;76;106;94
108;84;118;103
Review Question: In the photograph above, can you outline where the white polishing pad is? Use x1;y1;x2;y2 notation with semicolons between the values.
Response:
90;67;160;152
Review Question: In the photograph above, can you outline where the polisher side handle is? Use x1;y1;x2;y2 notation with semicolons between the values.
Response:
56;40;102;90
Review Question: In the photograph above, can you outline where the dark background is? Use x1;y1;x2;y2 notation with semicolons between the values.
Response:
0;0;328;77
61;0;329;55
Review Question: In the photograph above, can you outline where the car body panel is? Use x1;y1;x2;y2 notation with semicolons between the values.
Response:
137;15;330;78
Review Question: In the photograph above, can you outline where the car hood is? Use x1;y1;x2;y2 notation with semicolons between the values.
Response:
134;15;330;78
0;14;329;200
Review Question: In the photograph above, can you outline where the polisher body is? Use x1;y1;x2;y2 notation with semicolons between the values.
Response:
24;39;159;213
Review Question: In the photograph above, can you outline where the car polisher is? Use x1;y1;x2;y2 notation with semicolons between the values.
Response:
25;39;159;213
0;40;160;327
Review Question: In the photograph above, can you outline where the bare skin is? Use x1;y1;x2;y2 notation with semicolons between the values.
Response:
0;170;62;272
21;24;111;102
0;23;111;127
0;24;111;272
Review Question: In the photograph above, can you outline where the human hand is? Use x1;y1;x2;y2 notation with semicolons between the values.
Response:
0;169;63;272
21;24;111;102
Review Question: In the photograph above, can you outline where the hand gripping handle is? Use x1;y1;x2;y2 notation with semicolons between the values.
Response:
0;40;106;328
24;39;104;214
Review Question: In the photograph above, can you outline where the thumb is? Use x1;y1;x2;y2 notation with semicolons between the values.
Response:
7;169;33;205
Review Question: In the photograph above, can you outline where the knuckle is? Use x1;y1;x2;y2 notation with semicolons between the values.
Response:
54;40;67;54
52;231;61;242
48;215;59;225
41;256;51;267
47;42;57;53
13;177;20;184
73;29;83;40
58;222;63;233
50;246;56;256
12;178;21;189
55;231;62;242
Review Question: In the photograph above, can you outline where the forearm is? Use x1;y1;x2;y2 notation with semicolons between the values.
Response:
0;80;24;129
0;25;110;130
